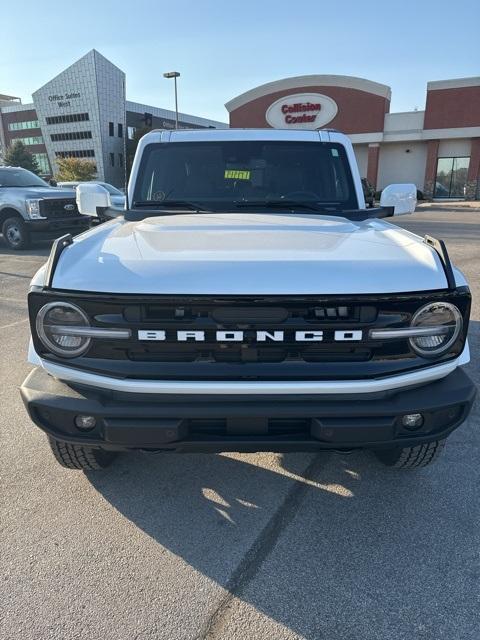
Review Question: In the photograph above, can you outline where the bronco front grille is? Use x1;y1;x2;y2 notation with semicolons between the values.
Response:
96;301;378;365
28;291;471;381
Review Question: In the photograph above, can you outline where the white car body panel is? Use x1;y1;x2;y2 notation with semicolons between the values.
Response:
27;344;470;394
49;212;448;294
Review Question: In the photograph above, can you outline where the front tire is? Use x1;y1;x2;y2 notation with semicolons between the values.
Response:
374;439;445;469
2;216;31;250
48;437;117;470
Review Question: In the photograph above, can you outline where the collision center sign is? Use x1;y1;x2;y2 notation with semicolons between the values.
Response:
266;92;338;130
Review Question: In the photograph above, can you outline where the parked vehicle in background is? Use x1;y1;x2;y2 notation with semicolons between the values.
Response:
21;129;475;471
361;178;376;208
0;167;90;250
57;182;126;209
433;182;451;198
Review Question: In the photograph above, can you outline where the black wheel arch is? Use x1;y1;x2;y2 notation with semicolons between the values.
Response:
0;207;25;227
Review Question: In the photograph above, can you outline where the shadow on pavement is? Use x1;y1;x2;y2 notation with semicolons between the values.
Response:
87;435;479;638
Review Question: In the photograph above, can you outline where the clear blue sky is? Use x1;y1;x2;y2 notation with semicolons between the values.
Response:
3;0;479;123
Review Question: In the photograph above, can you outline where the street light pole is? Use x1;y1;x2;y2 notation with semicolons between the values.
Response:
163;71;180;129
174;75;178;130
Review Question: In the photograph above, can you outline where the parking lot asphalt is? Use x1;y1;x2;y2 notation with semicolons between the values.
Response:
1;206;479;640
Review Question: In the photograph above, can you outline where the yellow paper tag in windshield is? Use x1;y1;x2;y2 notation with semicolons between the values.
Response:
224;169;251;180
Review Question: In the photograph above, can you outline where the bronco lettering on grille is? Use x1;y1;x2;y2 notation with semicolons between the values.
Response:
137;330;363;342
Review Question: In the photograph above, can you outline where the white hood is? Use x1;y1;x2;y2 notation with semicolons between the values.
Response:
50;212;449;294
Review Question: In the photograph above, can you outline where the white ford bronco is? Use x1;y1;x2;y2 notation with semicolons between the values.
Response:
21;129;475;470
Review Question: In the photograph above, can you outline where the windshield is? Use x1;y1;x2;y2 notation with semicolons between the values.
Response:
0;168;49;188
133;141;358;212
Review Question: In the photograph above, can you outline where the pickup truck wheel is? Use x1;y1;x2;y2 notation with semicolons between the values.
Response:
47;437;117;470
2;216;31;250
374;439;445;469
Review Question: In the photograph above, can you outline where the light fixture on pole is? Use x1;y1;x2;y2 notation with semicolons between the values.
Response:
163;71;180;129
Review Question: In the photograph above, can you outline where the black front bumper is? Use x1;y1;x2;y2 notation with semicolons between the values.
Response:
20;367;476;452
26;217;90;238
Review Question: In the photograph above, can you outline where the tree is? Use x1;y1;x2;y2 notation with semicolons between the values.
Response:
55;157;97;182
4;140;40;174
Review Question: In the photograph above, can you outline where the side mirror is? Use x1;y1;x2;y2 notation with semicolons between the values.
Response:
48;178;57;187
76;183;111;217
380;183;417;216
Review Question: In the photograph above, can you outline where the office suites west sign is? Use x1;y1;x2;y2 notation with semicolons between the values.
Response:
265;93;338;129
48;92;81;108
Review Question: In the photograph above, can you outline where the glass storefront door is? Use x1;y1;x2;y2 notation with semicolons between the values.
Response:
434;157;470;198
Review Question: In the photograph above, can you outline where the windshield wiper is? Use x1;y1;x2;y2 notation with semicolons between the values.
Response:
132;199;211;211
233;199;333;212
233;200;396;221
126;199;214;221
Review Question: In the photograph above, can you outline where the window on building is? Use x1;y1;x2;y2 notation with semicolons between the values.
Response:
109;122;114;136
55;150;95;158
434;157;470;198
110;152;115;167
46;113;89;125
14;136;44;146
127;126;136;140
50;131;92;142
119;153;124;168
8;120;40;131
32;153;50;175
118;123;123;138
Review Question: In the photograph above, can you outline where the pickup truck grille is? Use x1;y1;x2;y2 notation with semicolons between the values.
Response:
28;291;471;381
39;198;80;219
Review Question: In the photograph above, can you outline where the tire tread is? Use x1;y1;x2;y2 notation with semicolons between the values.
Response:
48;437;115;470
375;439;445;469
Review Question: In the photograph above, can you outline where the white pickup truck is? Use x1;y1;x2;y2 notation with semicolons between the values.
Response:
21;128;475;471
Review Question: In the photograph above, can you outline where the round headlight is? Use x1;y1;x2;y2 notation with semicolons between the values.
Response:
409;302;462;357
36;302;91;358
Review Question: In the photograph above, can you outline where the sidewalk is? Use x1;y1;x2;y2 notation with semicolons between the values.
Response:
416;200;480;213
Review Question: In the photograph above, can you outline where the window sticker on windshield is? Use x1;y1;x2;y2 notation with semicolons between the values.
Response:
331;148;339;157
224;169;251;180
